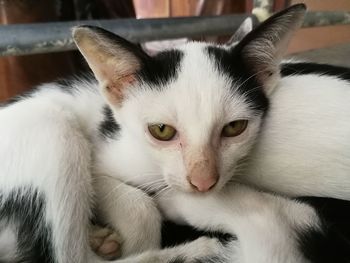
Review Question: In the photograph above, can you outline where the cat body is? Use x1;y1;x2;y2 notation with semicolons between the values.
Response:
0;4;350;262
240;63;350;199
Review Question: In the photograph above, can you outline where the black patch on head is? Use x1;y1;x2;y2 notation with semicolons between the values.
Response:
0;188;54;263
295;197;350;262
99;105;120;139
138;49;184;87
161;220;236;248
281;62;350;82
206;46;269;113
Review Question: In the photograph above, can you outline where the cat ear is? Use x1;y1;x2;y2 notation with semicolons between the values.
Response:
225;17;253;47
235;4;306;94
72;26;147;105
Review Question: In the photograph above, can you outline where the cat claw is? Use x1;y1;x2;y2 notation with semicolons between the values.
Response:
90;225;122;260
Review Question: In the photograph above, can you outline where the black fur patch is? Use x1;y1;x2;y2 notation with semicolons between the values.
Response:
99;105;120;139
206;46;269;113
0;188;54;262
162;220;236;248
281;62;350;82
295;197;350;263
138;49;183;87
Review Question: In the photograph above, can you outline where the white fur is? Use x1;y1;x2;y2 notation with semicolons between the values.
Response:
240;74;350;199
157;183;319;263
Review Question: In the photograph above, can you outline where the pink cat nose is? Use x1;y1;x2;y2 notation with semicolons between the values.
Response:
189;176;218;192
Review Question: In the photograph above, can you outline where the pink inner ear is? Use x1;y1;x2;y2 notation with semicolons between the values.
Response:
106;74;137;104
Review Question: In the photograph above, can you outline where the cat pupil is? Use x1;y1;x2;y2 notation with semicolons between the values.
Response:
158;124;165;132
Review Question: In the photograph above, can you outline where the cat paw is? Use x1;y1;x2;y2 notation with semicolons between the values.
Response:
90;225;122;260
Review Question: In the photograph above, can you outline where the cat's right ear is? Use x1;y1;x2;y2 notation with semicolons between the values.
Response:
225;17;253;47
72;26;147;105
234;4;306;94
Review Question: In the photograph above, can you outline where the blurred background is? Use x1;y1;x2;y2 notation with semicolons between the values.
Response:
0;0;349;101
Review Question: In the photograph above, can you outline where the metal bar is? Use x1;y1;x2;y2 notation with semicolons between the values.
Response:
0;15;256;56
303;11;350;28
0;11;349;57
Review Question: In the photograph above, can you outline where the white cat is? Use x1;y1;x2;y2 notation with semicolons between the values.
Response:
0;4;349;262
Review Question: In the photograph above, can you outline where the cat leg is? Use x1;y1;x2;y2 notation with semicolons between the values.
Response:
89;224;122;260
93;175;162;257
115;236;236;263
156;184;321;263
0;105;109;263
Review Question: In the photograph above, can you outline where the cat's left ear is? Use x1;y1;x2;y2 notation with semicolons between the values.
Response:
73;26;147;105
234;4;306;94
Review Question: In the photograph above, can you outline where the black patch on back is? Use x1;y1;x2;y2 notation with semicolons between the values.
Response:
99;105;120;139
281;62;350;82
295;197;350;263
206;46;269;113
0;188;54;263
161;220;236;248
138;49;184;87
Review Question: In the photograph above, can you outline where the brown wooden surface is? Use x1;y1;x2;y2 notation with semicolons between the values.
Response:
0;0;77;102
133;0;251;18
133;0;251;43
287;0;350;54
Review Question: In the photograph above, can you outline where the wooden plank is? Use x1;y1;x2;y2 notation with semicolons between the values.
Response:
290;0;350;11
288;25;350;54
133;0;169;18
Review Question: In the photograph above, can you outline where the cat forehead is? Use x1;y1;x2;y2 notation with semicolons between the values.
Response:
137;41;268;113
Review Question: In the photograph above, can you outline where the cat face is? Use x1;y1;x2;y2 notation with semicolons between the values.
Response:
73;4;306;193
116;42;267;193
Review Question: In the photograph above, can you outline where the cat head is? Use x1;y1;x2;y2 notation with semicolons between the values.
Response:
73;4;306;193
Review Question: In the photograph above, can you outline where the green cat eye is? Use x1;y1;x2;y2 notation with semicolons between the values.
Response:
222;120;248;137
148;124;177;141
